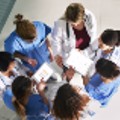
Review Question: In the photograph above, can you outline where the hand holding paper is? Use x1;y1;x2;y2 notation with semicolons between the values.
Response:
31;62;53;83
65;49;93;76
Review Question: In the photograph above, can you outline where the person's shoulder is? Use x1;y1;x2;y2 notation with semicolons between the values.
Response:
5;31;19;42
33;21;45;28
85;9;95;16
53;18;66;29
27;112;55;120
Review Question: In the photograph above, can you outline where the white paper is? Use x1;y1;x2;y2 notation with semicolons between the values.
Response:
31;62;53;83
65;49;93;76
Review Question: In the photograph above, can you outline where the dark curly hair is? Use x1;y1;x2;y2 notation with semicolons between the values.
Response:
53;84;90;120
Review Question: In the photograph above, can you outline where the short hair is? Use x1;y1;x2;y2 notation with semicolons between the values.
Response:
0;51;15;72
96;58;120;79
14;14;36;40
53;84;89;119
101;29;118;47
115;30;120;46
65;3;85;23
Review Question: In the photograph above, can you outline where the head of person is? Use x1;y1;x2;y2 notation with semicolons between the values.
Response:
12;76;32;120
96;58;120;81
98;29;118;51
0;51;15;73
14;14;37;43
115;30;120;46
64;3;85;27
53;84;90;120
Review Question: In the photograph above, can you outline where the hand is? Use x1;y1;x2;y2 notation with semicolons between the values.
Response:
27;58;37;67
36;80;46;93
26;71;33;77
64;67;75;81
82;75;89;85
55;55;63;67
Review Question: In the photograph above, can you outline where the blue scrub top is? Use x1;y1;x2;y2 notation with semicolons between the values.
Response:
85;73;120;106
4;21;51;72
3;88;49;116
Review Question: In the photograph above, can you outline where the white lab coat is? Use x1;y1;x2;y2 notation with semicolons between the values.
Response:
83;39;120;76
84;39;120;67
51;9;97;63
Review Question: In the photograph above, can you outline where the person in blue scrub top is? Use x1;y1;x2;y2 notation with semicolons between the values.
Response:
83;58;120;106
4;14;53;72
3;76;54;120
83;29;120;67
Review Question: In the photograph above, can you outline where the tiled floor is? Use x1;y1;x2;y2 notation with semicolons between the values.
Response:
0;0;120;120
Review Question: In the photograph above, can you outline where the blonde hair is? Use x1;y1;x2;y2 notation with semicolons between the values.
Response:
14;14;36;40
64;3;85;23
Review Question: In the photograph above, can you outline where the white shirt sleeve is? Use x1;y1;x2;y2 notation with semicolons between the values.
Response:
51;20;63;57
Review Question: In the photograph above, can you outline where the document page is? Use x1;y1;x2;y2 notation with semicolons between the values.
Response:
65;49;94;76
31;62;53;83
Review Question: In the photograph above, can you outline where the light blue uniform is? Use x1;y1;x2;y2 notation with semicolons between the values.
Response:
4;21;51;72
85;73;120;106
3;88;49;115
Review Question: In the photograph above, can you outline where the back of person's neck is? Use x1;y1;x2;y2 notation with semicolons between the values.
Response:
101;77;112;84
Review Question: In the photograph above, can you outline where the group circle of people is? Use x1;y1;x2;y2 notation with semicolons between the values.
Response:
0;2;120;120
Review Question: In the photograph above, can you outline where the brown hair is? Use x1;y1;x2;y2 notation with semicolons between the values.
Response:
64;3;85;23
53;84;90;120
14;14;36;40
12;76;32;120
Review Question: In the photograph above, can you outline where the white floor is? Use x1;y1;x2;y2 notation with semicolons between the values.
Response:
0;0;120;120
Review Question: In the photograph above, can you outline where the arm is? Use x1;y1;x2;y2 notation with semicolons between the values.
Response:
51;20;63;57
85;10;97;43
14;51;37;67
46;38;54;61
36;81;49;106
82;75;90;86
82;39;98;58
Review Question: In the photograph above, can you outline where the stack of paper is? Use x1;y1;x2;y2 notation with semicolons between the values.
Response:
65;49;93;76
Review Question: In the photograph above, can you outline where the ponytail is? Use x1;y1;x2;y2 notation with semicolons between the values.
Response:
13;98;26;120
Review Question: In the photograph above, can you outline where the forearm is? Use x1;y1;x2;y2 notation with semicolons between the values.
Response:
38;91;49;106
82;76;90;85
14;51;28;62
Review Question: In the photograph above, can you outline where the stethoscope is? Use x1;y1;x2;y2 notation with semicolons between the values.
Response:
92;47;115;60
